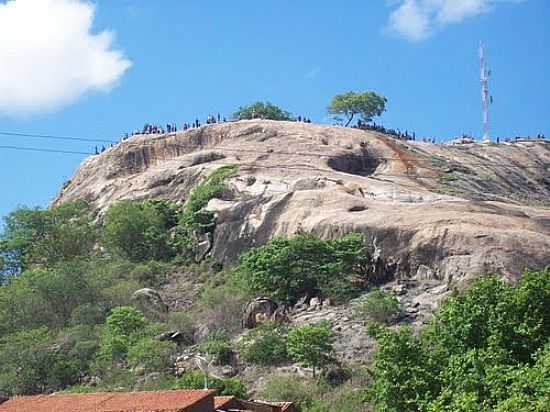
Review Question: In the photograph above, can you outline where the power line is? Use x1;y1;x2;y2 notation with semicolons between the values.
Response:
0;144;92;156
0;133;548;171
0;130;116;144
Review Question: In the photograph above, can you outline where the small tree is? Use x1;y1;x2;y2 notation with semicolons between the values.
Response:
102;200;178;262
97;306;147;363
287;322;335;377
239;322;289;366
233;101;294;121
328;91;387;127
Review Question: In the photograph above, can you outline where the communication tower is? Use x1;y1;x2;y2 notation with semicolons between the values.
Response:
479;42;492;142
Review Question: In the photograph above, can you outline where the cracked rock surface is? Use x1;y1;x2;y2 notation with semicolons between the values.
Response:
54;120;550;287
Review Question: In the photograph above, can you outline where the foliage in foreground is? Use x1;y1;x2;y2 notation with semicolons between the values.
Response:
258;373;369;412
173;370;247;398
366;269;550;412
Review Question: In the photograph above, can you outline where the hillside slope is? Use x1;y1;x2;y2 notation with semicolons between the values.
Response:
54;120;550;287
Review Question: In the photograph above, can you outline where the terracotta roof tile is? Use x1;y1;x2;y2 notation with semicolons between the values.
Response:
0;389;216;412
214;396;235;409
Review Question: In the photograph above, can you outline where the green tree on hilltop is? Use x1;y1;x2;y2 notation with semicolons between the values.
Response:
234;101;294;121
328;91;387;127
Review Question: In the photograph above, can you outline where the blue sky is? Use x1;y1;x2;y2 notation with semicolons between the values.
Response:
0;0;548;219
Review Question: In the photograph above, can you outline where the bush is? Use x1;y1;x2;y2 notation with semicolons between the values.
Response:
352;289;400;324
167;311;195;344
0;201;97;274
233;101;294;121
258;375;318;408
236;233;370;303
176;166;237;255
0;262;101;335
194;277;249;335
287;322;335;376
127;337;176;373
366;269;550;412
102;200;179;262
96;306;147;363
174;371;247;398
239;322;288;366
198;330;232;365
0;327;84;395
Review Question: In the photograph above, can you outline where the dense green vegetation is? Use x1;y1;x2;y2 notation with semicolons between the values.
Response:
287;322;335;377
0;166;240;396
102;200;179;262
367;271;550;412
239;322;289;366
236;233;371;303
233;101;294;121
0;167;548;412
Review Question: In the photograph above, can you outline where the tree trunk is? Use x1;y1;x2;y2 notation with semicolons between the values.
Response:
345;113;354;127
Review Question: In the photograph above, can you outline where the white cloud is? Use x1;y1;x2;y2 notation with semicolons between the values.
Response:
0;0;131;116
387;0;525;41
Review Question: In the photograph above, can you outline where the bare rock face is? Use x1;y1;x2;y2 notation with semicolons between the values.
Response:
242;297;280;329
53;120;550;290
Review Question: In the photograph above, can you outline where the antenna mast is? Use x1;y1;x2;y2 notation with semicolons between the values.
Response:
479;42;491;141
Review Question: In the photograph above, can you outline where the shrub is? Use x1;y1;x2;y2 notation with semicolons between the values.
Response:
167;311;195;344
96;306;147;363
127;337;176;373
198;329;232;365
0;201;97;274
352;289;400;324
237;233;370;303
102;200;179;262
0;262;101;335
287;322;335;376
174;371;247;398
258;375;318;408
0;327;84;395
194;277;249;335
239;322;288;366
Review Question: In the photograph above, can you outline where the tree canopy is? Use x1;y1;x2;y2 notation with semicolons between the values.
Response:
233;101;294;121
328;91;387;127
236;233;370;303
0;201;96;276
366;269;550;412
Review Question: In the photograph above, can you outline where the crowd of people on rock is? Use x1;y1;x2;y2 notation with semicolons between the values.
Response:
91;114;546;155
296;115;312;123
353;119;423;142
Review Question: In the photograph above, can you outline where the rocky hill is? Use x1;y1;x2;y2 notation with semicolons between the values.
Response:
54;120;550;289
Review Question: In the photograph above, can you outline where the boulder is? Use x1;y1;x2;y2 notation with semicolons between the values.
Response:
242;297;279;329
132;288;169;320
156;330;192;346
0;394;8;405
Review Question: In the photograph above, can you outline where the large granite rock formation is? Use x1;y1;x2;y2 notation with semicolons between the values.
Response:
53;120;550;288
